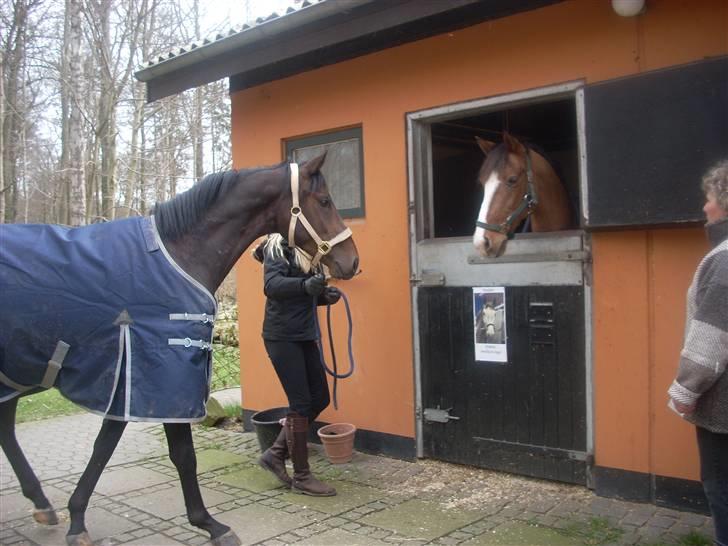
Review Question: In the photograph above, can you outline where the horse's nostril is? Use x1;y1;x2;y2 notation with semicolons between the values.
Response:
483;237;491;249
352;257;359;273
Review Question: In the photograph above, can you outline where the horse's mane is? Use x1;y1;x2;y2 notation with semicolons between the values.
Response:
153;164;286;241
480;140;562;181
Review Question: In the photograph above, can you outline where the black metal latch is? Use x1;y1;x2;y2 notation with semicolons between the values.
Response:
423;406;460;423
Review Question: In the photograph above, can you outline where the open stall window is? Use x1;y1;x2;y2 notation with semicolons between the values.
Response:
429;98;580;239
285;127;365;219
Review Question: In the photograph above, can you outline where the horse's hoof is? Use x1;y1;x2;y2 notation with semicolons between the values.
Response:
66;532;94;546
33;507;59;525
210;530;241;546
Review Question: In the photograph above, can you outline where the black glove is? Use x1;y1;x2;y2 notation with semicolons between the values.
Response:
321;286;341;305
303;273;326;296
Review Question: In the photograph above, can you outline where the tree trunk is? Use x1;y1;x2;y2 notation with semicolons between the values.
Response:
0;55;5;224
2;0;30;223
64;0;87;226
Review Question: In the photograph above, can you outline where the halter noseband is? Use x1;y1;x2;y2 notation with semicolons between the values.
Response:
476;149;539;240
287;163;353;267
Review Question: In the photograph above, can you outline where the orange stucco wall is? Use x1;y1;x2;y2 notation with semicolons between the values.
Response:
231;0;727;478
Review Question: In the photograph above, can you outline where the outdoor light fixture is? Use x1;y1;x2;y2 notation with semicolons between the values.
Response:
611;0;646;17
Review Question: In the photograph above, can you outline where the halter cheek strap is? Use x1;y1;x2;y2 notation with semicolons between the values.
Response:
476;149;538;239
288;163;353;267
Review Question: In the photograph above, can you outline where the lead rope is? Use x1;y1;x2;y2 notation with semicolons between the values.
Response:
311;289;355;410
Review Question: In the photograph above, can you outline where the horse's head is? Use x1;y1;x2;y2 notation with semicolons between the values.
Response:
283;153;359;279
472;133;537;257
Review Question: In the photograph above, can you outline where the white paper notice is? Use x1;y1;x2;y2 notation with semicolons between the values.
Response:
473;286;507;363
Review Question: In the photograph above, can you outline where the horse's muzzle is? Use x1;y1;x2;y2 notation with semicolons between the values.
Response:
475;232;507;258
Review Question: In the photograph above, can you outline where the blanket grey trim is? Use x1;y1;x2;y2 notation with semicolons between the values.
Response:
150;215;217;314
169;313;214;323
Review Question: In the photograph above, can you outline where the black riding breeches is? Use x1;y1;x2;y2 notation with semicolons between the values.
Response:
263;340;330;422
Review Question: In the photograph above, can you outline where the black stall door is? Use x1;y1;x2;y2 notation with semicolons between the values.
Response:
419;285;587;485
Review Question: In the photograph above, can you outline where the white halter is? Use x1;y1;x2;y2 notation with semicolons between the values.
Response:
287;163;353;268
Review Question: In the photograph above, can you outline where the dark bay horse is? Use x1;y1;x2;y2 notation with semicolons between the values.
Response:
472;132;571;257
0;153;358;546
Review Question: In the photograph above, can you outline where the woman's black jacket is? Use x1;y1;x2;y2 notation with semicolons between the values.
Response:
261;247;323;342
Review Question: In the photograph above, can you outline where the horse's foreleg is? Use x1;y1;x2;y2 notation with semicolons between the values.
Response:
66;418;126;546
0;396;58;525
164;423;241;546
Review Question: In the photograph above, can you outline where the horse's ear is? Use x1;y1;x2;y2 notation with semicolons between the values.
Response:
502;132;524;154
302;152;327;175
475;137;497;156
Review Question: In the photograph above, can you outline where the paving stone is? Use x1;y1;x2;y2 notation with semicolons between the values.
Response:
15;506;138;545
525;498;558;514
217;503;310;544
621;510;651;526
298;528;392;545
678;511;710;526
94;466;172;497
119;533;186;545
159;448;244;474
280;481;384;516
123;484;234;520
648;515;677;529
589;498;628;518
0;485;66;523
1;414;717;546
462;522;582;545
361;499;482;541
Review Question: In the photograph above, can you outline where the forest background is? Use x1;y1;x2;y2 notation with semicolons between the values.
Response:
1;0;295;227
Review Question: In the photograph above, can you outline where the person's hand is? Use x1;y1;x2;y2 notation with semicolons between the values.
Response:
322;286;341;304
672;399;696;415
303;273;326;296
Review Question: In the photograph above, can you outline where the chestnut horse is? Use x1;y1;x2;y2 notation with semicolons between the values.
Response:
472;132;571;257
0;154;358;546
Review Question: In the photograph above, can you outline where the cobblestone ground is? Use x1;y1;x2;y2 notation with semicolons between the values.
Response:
0;414;715;546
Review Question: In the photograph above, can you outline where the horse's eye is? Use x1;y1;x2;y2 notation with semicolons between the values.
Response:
506;175;518;186
320;198;331;207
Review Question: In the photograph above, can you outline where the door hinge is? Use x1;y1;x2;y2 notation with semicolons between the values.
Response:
410;271;446;287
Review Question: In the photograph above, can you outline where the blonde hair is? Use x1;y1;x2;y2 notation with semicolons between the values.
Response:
702;159;728;213
257;233;313;274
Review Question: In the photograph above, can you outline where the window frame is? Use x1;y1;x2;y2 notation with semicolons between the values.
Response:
284;126;365;219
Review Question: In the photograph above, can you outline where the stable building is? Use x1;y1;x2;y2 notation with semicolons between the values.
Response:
136;0;728;513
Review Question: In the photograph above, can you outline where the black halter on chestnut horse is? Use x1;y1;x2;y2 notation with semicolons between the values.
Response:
0;153;358;546
472;132;571;257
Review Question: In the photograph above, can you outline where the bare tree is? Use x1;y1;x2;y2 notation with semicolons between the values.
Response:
0;52;5;223
2;0;235;225
63;0;86;225
1;0;32;222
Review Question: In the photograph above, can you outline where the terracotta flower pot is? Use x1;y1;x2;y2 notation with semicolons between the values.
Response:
317;423;356;464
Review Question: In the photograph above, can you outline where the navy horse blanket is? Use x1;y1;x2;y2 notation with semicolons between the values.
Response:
0;216;217;422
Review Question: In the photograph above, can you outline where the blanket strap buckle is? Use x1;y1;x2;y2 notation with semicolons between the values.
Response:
169;313;214;324
0;340;69;392
168;338;213;351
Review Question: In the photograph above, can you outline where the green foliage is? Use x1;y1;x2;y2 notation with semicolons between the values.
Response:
676;532;713;546
211;343;240;391
646;531;714;546
224;403;242;419
15;389;83;424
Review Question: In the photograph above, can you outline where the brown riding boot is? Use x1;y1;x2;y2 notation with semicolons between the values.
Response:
258;428;292;487
286;413;337;496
